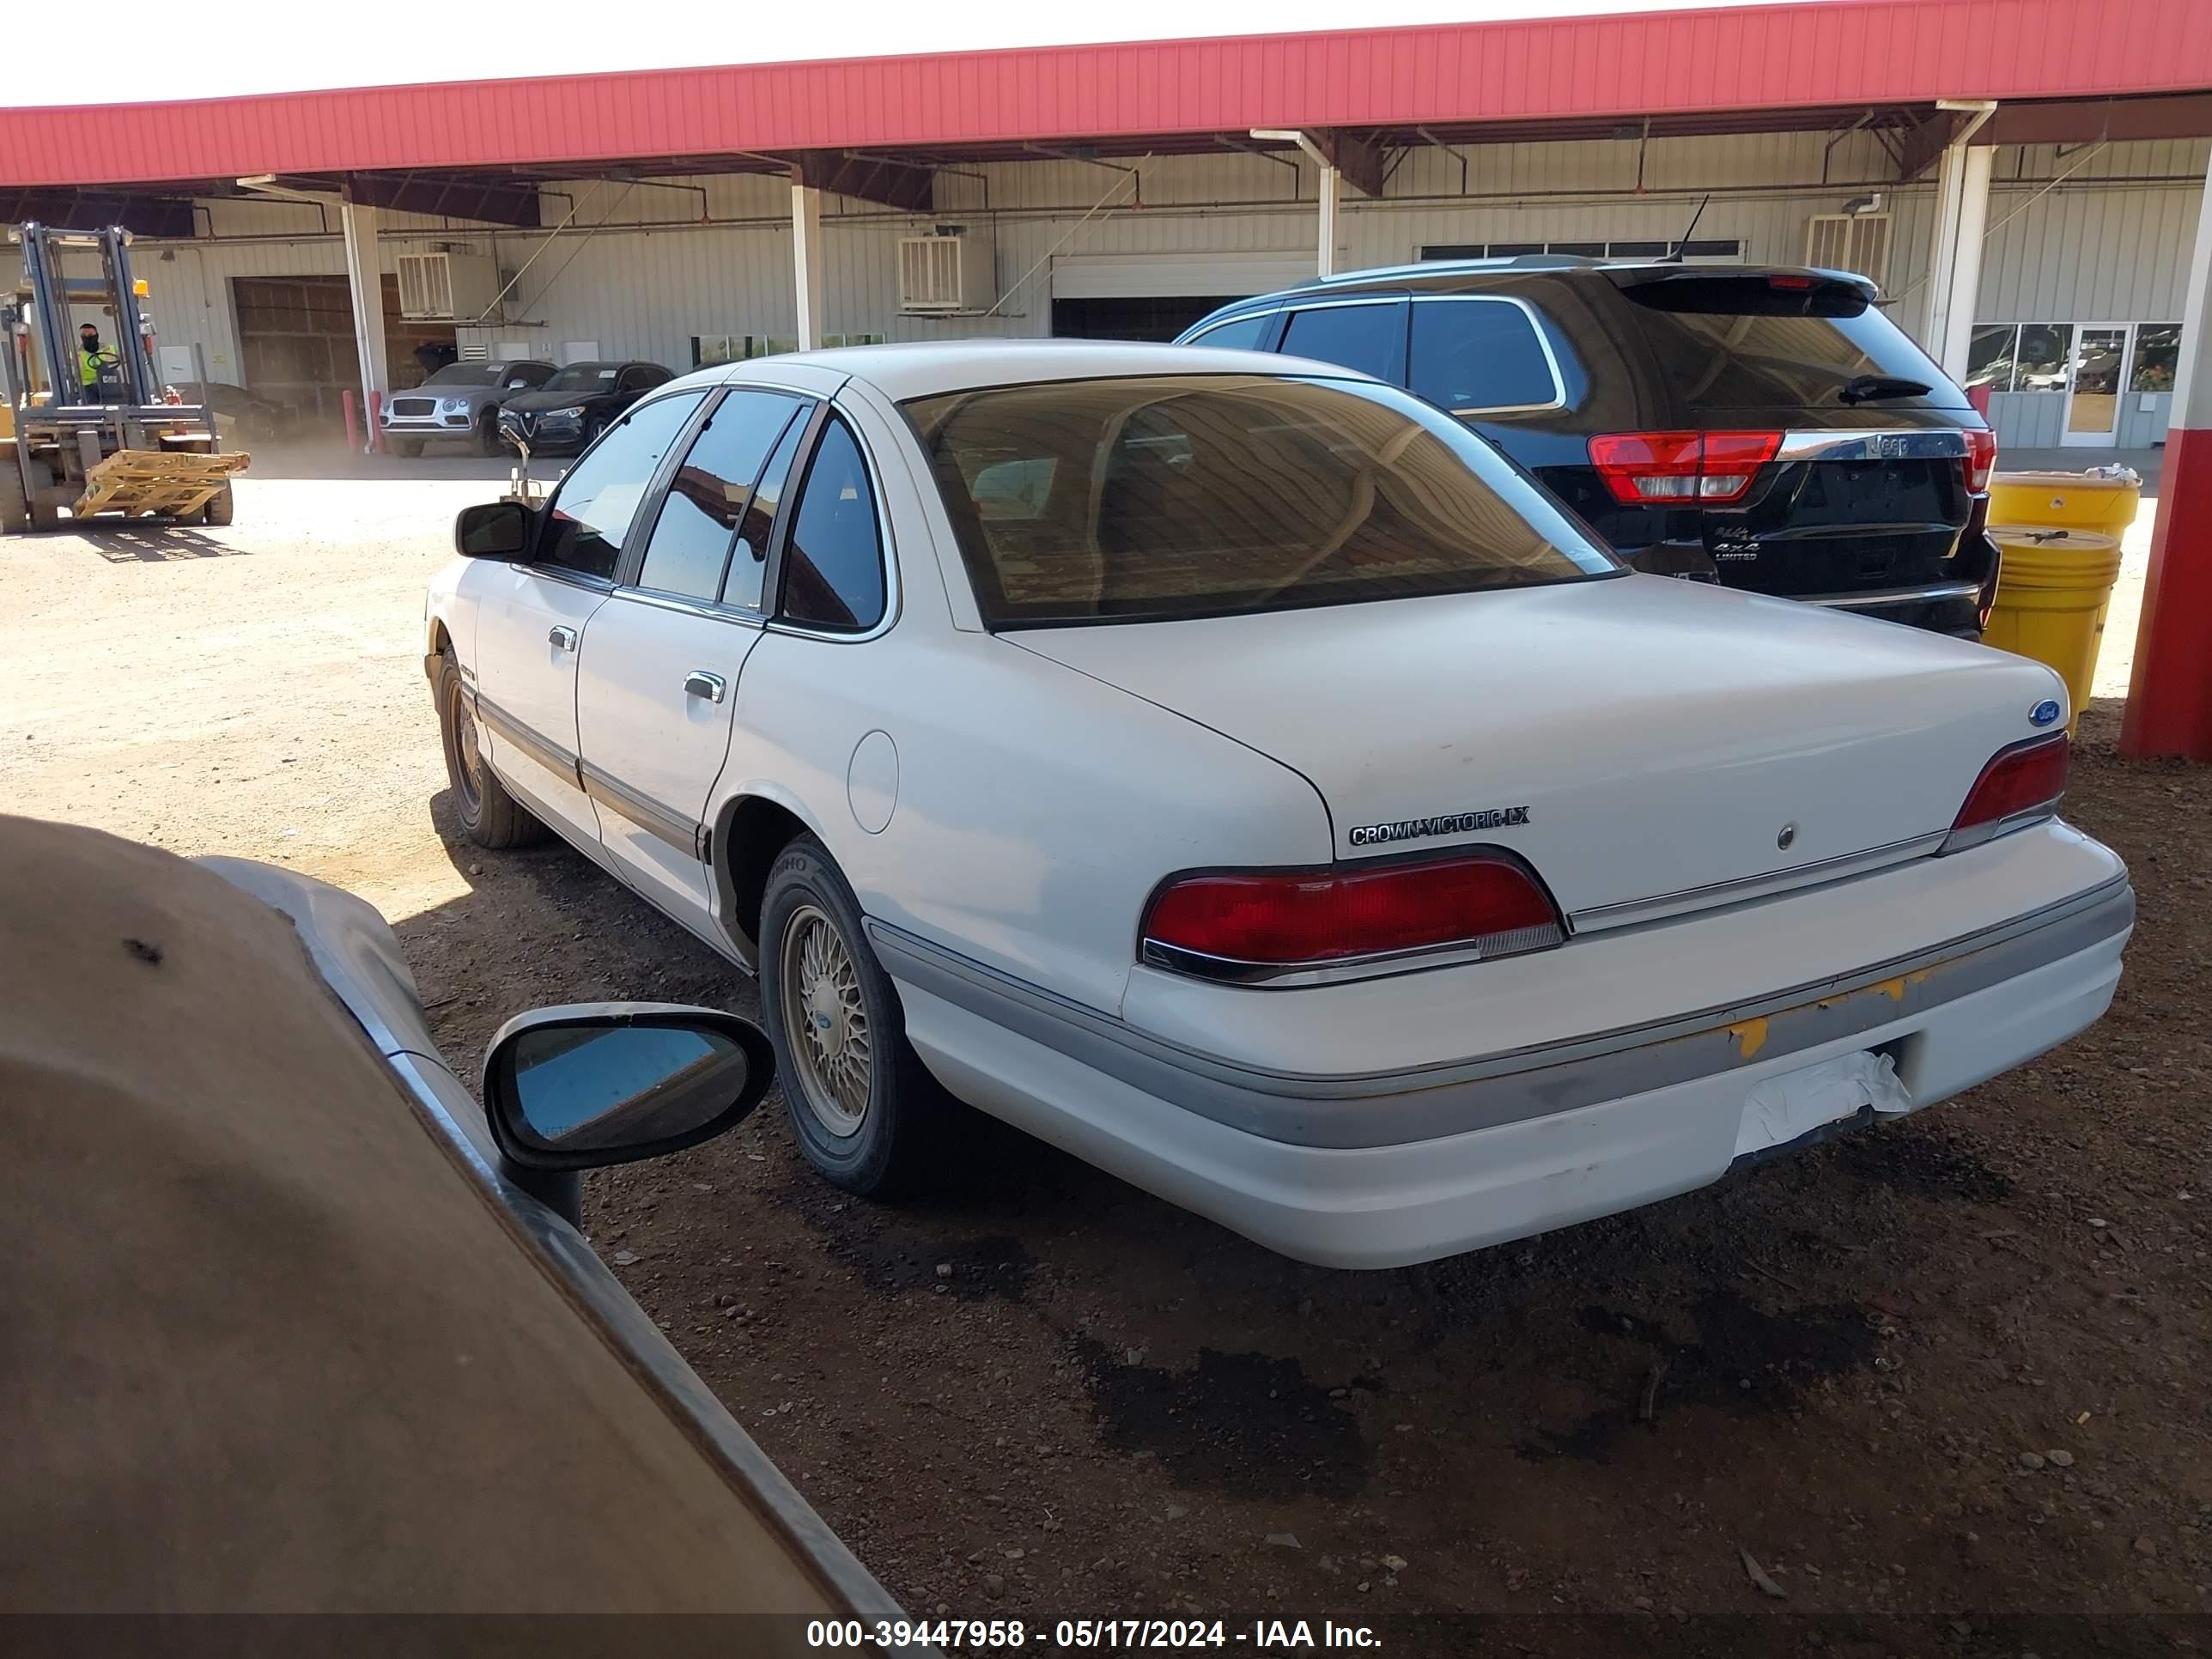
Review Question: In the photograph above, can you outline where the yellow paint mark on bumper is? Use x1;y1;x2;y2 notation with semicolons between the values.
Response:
1729;1016;1770;1060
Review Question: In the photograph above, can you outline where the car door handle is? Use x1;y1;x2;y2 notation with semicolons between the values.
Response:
547;626;579;652
684;671;727;704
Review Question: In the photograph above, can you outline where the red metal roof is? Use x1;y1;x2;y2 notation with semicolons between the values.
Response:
3;0;2209;190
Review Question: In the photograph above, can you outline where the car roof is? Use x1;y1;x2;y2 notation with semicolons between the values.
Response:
1193;257;1879;315
681;338;1381;402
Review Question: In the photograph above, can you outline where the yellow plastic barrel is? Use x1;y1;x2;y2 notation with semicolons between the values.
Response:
1983;527;2125;734
1987;470;2142;536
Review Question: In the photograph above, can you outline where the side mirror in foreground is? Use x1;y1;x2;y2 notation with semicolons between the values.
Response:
483;1005;775;1172
454;498;533;559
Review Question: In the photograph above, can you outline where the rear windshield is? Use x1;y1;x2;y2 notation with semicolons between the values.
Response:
903;374;1618;627
1613;274;1966;410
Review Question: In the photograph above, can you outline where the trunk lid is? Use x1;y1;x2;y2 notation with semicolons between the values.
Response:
1010;574;2063;923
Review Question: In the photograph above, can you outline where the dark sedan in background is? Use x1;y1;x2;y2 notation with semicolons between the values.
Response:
498;360;675;455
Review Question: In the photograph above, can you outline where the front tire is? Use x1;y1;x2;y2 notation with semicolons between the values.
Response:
476;414;504;458
760;836;946;1196
198;483;234;526
434;651;546;849
0;459;25;534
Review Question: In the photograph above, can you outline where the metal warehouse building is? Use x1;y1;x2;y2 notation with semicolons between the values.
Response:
3;0;2208;457
9;0;2212;757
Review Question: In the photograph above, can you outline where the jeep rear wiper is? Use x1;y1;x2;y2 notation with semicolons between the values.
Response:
1839;373;1933;404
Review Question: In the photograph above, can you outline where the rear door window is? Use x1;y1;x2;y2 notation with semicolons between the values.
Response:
1613;273;1965;410
1408;299;1561;413
778;417;887;633
1186;313;1272;351
1279;301;1407;382
633;390;805;603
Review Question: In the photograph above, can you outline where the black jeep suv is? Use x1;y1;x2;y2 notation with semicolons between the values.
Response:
1178;258;2001;637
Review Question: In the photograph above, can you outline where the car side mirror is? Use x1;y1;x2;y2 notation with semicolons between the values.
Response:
455;499;533;560
482;1005;775;1172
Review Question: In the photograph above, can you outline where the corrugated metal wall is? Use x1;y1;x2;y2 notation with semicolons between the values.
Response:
100;136;2202;453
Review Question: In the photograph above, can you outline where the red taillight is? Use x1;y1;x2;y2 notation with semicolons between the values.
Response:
1588;430;1782;506
1768;273;1815;291
1964;428;1997;493
1942;734;2068;854
1141;854;1565;977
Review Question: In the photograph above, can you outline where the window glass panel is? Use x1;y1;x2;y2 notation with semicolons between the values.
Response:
2130;324;2183;393
635;391;804;601
1966;325;2018;392
1279;303;1404;380
538;392;705;580
1419;244;1487;261
1408;300;1559;411
1187;313;1270;351
723;408;810;610
780;418;886;631
2014;324;2075;392
1620;275;1965;410
1547;241;1604;257
904;373;1617;628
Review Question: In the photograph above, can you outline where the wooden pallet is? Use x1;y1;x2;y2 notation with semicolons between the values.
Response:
73;447;251;520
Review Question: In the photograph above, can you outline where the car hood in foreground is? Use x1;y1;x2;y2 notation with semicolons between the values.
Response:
1008;575;2068;923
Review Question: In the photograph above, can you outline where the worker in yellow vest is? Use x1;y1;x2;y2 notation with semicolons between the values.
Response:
78;323;118;403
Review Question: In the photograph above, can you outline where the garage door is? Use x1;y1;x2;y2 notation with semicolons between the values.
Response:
233;275;456;427
1050;252;1319;343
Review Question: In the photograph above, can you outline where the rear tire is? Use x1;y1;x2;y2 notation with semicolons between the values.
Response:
198;483;234;527
434;651;547;850
760;836;949;1197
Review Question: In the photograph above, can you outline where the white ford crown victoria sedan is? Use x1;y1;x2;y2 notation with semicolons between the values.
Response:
424;341;2131;1269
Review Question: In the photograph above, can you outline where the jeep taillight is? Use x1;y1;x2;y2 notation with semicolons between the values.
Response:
1141;854;1565;980
1588;430;1783;506
1964;428;1997;492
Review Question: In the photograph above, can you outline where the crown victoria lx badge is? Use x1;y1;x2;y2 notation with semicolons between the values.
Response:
1348;805;1531;848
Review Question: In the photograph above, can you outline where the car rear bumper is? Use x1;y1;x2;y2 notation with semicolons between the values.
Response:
877;860;2130;1268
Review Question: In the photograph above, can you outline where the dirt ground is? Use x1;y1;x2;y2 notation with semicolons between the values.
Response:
3;459;2207;1652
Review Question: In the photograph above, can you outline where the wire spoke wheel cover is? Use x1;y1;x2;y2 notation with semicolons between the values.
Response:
446;680;483;816
779;902;873;1138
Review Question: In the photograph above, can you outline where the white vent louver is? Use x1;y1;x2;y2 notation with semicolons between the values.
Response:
1803;213;1892;288
897;232;994;314
393;250;499;320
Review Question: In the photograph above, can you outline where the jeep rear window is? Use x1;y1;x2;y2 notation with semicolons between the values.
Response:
1614;274;1966;410
904;374;1619;627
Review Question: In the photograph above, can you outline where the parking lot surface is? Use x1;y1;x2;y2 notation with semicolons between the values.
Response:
4;467;2207;1648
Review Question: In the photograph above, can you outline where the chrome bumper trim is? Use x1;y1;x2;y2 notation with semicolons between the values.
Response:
1799;580;1986;611
872;875;2133;1150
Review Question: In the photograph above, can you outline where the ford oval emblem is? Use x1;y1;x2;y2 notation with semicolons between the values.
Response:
2030;699;2063;728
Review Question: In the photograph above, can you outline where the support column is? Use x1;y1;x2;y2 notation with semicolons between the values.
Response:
1924;143;1995;380
2120;148;2212;762
338;198;387;444
791;183;824;352
1316;164;1340;279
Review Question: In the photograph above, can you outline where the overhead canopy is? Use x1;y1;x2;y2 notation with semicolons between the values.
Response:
0;0;2207;234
